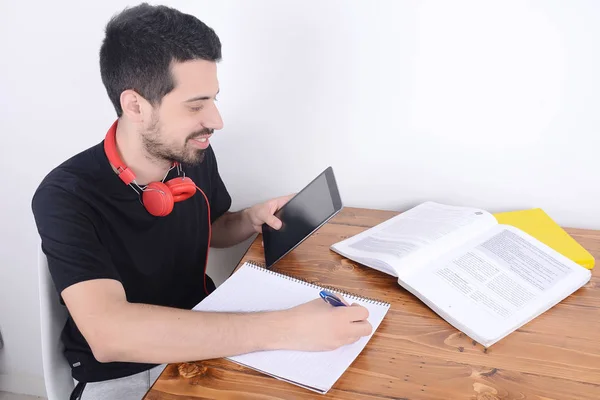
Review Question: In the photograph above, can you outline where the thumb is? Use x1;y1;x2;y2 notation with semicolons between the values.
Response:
265;214;282;230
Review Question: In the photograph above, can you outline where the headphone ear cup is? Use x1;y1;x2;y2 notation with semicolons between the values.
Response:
142;181;174;216
165;177;197;202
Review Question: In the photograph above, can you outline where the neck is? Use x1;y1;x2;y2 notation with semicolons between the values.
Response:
114;118;171;186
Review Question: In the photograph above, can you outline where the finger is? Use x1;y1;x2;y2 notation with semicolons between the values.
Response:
350;320;373;337
265;214;282;230
347;304;370;321
345;335;363;346
278;193;295;207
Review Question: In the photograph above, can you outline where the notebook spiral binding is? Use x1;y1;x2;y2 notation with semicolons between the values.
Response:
244;261;390;307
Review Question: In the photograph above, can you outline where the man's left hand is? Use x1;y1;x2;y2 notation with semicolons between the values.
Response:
245;194;294;233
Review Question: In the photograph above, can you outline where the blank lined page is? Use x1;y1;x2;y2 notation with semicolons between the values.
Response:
193;262;390;393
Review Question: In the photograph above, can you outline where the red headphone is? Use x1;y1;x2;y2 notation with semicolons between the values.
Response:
104;120;212;295
103;120;199;217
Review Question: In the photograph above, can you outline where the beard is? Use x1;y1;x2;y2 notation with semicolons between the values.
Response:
141;114;212;166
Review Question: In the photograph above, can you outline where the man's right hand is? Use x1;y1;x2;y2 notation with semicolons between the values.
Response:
278;298;373;351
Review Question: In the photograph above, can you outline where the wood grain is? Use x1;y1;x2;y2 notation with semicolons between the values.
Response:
145;207;600;400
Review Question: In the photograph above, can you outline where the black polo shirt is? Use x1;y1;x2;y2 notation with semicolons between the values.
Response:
31;139;231;383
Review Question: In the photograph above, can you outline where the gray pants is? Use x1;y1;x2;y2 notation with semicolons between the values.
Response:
75;364;166;400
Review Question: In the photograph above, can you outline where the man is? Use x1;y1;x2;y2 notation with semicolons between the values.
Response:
31;3;372;399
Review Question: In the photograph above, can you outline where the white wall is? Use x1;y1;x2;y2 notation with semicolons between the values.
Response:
1;0;598;396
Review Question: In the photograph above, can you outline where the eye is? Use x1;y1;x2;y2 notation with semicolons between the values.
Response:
190;106;204;112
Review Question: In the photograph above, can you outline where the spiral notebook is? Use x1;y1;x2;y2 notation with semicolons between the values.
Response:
193;261;390;394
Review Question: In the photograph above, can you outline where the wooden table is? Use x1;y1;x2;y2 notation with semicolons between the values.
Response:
145;207;600;400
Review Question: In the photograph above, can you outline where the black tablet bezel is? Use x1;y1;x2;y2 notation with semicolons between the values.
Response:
262;166;343;268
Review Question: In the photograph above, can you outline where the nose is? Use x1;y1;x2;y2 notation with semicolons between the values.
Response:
203;101;224;131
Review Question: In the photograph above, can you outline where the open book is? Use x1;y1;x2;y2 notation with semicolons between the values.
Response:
193;261;390;393
330;201;592;347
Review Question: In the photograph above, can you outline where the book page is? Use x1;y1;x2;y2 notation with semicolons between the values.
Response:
193;262;390;393
400;225;591;346
331;201;497;277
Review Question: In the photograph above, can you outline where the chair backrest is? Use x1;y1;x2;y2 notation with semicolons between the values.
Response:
38;245;74;400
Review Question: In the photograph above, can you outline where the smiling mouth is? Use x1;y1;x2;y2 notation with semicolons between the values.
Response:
190;133;212;142
189;135;212;149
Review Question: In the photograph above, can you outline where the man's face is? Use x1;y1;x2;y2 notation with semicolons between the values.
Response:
140;59;223;165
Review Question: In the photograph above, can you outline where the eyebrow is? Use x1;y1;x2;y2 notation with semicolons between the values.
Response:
184;89;220;103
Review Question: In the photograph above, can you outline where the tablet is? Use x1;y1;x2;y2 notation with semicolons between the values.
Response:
262;166;343;268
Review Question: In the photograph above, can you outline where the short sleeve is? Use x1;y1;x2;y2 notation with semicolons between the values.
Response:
205;147;232;223
32;184;121;297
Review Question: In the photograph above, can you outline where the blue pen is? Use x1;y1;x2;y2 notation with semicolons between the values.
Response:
319;290;347;307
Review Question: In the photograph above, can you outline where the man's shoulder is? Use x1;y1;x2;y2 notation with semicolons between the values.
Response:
32;142;105;215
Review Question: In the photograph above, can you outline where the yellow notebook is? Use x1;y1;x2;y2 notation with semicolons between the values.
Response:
493;208;595;270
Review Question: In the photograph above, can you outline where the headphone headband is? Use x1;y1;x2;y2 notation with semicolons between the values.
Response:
104;120;136;185
104;120;180;186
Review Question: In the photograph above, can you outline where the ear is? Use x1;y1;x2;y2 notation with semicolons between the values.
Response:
120;89;151;123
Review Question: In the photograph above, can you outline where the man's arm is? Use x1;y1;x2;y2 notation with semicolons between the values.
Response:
210;210;255;248
64;278;372;364
210;194;294;248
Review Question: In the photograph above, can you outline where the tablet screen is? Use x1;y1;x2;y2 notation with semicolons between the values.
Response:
262;167;342;268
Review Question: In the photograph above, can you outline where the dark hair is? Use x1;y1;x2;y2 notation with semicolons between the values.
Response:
99;3;222;117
